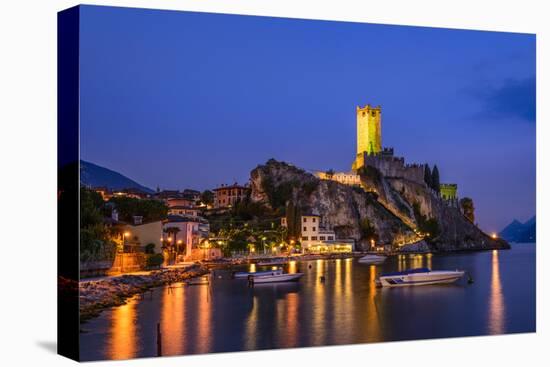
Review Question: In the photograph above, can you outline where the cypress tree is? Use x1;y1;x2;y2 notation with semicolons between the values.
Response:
431;165;440;193
424;164;432;188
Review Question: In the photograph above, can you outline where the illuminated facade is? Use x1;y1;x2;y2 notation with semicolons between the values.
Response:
315;171;361;186
352;104;382;170
440;183;458;200
357;104;382;155
281;214;355;253
213;183;250;208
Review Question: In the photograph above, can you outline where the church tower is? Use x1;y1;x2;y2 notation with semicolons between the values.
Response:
356;104;381;155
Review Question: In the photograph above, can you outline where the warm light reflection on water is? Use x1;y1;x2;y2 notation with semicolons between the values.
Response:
364;265;381;342
245;296;258;350
80;244;536;361
289;260;297;274
489;250;505;334
312;259;326;345
161;284;185;356
108;298;138;360
196;284;212;353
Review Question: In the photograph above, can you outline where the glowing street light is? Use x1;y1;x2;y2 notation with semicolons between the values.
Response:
491;233;498;239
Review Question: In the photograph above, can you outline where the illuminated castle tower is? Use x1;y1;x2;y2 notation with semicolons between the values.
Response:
352;104;382;170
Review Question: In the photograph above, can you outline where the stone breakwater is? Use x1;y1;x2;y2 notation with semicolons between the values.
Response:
79;265;209;322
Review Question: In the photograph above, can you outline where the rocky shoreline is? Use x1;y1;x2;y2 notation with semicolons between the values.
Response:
79;264;209;322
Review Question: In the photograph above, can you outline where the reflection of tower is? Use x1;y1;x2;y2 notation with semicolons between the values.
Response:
356;105;382;155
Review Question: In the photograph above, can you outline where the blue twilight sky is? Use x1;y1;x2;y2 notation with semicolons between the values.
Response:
79;5;536;233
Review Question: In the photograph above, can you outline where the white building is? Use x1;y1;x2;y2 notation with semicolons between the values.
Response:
315;171;361;186
162;215;204;262
282;214;355;253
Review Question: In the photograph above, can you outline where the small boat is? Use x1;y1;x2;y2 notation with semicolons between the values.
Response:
358;254;387;264
185;276;210;286
251;272;304;284
257;259;289;266
377;267;464;287
233;269;283;279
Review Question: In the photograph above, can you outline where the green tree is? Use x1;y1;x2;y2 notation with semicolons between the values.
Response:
431;165;440;193
146;253;164;268
163;226;181;262
80;187;116;261
108;196;168;223
360;218;378;242
144;243;156;254
424;164;432;188
200;190;214;206
412;202;440;241
285;200;301;242
459;197;475;223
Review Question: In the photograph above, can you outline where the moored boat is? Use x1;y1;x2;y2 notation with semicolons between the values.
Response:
257;259;289;266
233;269;283;279
377;267;464;287
185;276;210;285
251;272;304;284
358;254;387;264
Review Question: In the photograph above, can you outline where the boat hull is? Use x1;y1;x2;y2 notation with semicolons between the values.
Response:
378;270;464;287
358;255;387;264
252;273;303;284
234;269;282;279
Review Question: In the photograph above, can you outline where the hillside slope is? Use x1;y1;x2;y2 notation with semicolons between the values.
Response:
80;160;154;194
250;159;509;252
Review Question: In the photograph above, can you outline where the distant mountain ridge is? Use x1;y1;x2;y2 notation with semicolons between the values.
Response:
499;216;536;243
80;160;154;194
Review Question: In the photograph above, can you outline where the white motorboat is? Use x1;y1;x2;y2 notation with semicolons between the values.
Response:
233;269;283;279
251;272;304;284
377;267;464;287
358;254;387;264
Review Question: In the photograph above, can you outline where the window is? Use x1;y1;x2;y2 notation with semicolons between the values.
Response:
312;227;316;231
328;236;334;240
312;218;316;223
311;236;318;241
302;236;308;241
303;227;307;232
303;217;307;222
320;236;326;241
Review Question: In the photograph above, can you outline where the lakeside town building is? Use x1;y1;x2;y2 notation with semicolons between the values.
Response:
281;214;355;253
162;215;219;261
213;183;251;208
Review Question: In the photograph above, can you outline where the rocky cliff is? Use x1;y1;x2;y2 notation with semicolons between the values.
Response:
250;159;510;252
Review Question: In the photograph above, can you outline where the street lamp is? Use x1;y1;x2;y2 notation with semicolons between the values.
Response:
177;240;183;262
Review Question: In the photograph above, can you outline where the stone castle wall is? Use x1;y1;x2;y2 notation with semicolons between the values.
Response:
361;154;425;184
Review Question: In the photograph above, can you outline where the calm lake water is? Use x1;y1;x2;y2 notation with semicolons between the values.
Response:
80;243;536;361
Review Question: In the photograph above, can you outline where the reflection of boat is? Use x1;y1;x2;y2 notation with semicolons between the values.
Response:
252;273;304;284
358;254;387;264
257;259;289;266
234;269;283;279
377;268;464;287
